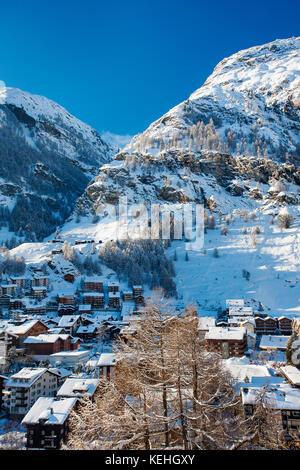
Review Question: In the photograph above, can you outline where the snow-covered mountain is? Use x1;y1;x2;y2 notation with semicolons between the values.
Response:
125;36;300;159
74;37;300;221
0;87;114;242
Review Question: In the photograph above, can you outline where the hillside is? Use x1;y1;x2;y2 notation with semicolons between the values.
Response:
0;87;114;243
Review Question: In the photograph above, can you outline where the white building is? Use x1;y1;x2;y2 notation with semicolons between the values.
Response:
5;368;59;416
49;350;90;367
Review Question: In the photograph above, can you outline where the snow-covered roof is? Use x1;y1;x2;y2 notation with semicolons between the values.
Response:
280;366;300;387
48;367;72;379
57;378;100;397
77;325;97;334
6;367;48;387
97;353;116;367
223;357;272;382
24;334;71;344
4;319;48;335
205;327;247;341
241;383;300;410
58;316;80;327
22;397;77;425
50;350;89;358
198;317;216;330
259;335;289;350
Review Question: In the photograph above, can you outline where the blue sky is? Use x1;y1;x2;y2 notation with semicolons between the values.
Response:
0;0;299;136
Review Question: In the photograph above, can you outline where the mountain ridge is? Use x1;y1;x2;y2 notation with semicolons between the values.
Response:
0;86;114;242
72;37;300;225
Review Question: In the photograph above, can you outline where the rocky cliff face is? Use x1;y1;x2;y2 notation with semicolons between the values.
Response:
76;37;300;219
0;87;114;241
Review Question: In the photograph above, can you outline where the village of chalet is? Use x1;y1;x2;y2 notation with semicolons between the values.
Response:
0;238;300;450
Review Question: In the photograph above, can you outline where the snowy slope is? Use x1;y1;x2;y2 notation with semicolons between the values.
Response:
167;209;300;317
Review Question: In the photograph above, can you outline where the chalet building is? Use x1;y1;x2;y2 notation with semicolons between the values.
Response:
1;284;17;296
9;277;27;289
22;397;77;450
48;367;72;386
255;317;278;335
9;299;24;310
278;317;293;335
23;334;79;356
259;335;289;352
5;368;59;416
83;293;104;308
58;305;76;316
280;366;300;389
49;350;90;367
0;294;11;308
46;300;59;312
228;306;254;318
205;327;247;358
123;291;133;302
25;305;47;316
64;273;75;283
241;384;300;439
0;374;7;411
132;285;143;297
84;278;103;292
108;292;120;308
32;286;47;300
97;353;116;379
70;338;82;350
76;325;98;342
107;283;119;293
57;316;81;336
240;319;256;336
9;310;25;322
31;276;49;288
264;317;279;334
56;377;100;399
0;330;18;349
5;320;49;347
58;294;75;305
